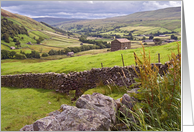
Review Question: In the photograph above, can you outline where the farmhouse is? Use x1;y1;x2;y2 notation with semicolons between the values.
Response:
111;38;131;51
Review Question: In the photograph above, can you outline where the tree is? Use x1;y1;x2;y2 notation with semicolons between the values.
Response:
171;35;178;40
9;51;16;58
2;33;10;43
15;54;27;59
36;39;41;44
31;51;40;58
64;48;71;54
142;36;146;40
153;38;162;45
1;50;10;59
48;49;57;55
15;41;21;48
13;38;18;42
42;53;49;57
149;36;154;40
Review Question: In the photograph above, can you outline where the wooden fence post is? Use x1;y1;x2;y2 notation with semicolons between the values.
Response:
134;52;137;65
101;63;103;68
158;53;160;63
121;54;125;67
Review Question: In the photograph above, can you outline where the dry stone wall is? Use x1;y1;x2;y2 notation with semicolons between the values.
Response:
1;63;169;96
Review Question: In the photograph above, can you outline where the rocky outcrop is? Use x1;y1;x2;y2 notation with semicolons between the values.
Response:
20;90;141;131
76;93;118;127
21;104;111;131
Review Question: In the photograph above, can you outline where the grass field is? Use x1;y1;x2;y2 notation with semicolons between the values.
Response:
1;41;181;75
120;26;171;35
1;87;75;131
1;83;127;131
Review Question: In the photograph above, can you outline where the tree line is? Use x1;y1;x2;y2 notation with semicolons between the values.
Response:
79;35;111;48
1;43;111;60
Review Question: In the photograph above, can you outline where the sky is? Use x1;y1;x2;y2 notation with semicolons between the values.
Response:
1;1;182;19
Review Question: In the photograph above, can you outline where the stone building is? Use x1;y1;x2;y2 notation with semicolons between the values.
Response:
111;38;131;51
67;52;74;56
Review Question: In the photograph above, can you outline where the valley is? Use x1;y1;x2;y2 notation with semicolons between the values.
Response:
1;5;181;131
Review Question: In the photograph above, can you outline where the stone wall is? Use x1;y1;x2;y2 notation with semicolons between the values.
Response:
1;63;169;96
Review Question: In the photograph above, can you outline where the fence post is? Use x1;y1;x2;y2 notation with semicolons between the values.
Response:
101;63;103;68
158;53;160;63
121;54;125;67
134;52;137;65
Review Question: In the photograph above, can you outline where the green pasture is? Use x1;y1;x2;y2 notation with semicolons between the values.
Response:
30;31;51;39
28;44;63;53
1;44;10;50
42;38;85;48
1;84;127;131
1;41;181;75
1;87;75;131
120;26;171;35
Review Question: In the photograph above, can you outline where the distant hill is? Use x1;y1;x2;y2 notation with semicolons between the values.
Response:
107;6;181;22
33;17;87;26
56;6;181;33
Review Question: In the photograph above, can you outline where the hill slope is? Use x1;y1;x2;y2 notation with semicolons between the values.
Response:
56;6;181;33
1;9;85;55
1;9;55;31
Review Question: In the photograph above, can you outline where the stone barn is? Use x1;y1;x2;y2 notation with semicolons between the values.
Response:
67;52;74;57
111;38;131;51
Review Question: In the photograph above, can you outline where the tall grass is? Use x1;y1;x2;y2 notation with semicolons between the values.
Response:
117;42;181;131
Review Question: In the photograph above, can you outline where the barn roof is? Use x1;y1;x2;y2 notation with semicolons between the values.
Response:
116;38;130;43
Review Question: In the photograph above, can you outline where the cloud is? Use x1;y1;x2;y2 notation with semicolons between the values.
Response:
1;1;181;19
142;1;181;11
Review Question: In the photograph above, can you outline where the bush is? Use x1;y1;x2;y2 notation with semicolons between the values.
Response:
15;54;27;59
42;53;49;57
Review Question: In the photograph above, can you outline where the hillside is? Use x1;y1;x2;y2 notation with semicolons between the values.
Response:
1;9;54;31
1;9;90;57
55;7;181;34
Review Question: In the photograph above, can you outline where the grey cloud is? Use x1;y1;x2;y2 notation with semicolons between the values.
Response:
1;1;181;19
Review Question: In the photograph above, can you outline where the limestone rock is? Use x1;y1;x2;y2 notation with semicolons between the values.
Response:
33;116;61;131
48;110;61;117
119;89;139;122
56;105;111;131
76;93;117;125
20;124;33;131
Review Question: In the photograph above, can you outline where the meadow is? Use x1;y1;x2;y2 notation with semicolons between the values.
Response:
1;87;75;131
1;41;181;75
